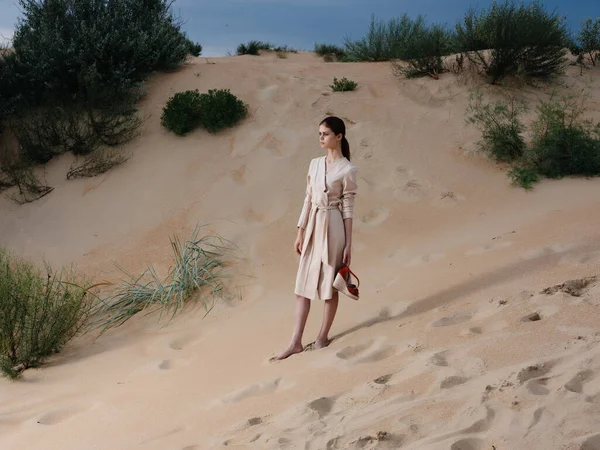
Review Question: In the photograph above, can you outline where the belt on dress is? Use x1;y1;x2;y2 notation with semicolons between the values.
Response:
309;201;342;266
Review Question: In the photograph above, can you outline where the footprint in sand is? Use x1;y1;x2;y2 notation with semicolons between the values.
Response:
360;207;390;226
440;376;469;389
450;437;486;450
581;434;600;450
430;314;471;328
430;351;449;367
517;363;553;384
336;340;395;364
158;360;171;370
221;377;282;404
527;378;550;395
564;370;594;393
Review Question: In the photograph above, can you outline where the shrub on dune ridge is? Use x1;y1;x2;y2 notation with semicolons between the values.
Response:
0;248;93;379
237;40;272;55
455;0;569;83
314;43;347;61
576;17;600;66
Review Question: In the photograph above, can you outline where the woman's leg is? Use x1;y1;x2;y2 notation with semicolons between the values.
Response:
276;295;311;360
315;291;339;348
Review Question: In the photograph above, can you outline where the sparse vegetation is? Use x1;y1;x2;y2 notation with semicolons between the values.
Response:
467;88;600;189
161;90;203;136
66;148;131;179
455;0;569;83
392;23;455;79
466;90;528;162
236;40;273;55
198;89;248;133
577;18;600;66
527;92;600;180
330;77;358;92
344;14;428;62
0;248;92;379
314;43;347;61
89;225;240;334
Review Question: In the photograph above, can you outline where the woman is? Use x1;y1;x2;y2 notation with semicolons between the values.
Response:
277;116;358;360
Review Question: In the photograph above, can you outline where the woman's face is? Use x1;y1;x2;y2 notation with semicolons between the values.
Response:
319;124;341;150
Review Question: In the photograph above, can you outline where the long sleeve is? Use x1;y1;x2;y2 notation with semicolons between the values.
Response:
297;161;313;228
341;167;358;220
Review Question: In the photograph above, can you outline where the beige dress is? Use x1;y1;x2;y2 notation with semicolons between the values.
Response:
295;156;358;300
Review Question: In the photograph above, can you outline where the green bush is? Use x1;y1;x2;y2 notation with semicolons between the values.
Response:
0;248;92;378
161;90;203;136
314;43;347;61
527;93;600;179
455;1;569;83
466;90;528;162
344;14;422;62
198;89;248;133
330;77;358;92
12;0;200;109
508;165;539;190
577;18;600;66
393;23;455;79
236;40;272;56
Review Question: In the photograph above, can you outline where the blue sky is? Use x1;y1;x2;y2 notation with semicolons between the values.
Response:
1;0;598;56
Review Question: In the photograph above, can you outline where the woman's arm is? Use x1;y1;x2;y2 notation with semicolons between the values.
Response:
343;218;353;266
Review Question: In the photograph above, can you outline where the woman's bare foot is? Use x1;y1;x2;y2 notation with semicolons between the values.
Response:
314;338;331;349
275;343;303;360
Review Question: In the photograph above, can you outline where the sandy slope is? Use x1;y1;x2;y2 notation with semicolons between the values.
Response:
1;52;600;450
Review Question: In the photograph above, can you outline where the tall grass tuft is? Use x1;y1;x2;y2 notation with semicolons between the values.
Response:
90;225;240;334
0;248;92;379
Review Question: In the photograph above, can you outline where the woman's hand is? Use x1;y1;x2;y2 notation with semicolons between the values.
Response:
342;246;351;266
294;229;305;255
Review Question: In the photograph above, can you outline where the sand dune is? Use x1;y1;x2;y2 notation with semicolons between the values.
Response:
1;51;600;449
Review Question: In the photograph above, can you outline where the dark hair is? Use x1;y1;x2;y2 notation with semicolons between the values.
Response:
320;116;351;161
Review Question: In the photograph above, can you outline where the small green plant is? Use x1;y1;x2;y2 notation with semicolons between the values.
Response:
527;92;600;179
314;43;347;61
577;17;600;66
508;165;539;189
89;225;240;334
236;40;272;55
466;89;528;162
0;248;92;378
161;90;203;136
330;77;358;92
198;89;248;133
